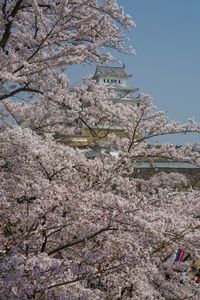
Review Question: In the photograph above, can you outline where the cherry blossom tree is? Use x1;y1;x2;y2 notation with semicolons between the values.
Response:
0;1;200;299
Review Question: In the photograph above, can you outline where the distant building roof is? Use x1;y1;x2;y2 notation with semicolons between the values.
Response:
94;65;132;78
133;161;200;169
105;83;134;91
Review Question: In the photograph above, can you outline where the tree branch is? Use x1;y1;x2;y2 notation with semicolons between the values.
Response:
128;106;146;152
0;0;23;50
48;224;117;255
47;262;123;290
0;84;43;101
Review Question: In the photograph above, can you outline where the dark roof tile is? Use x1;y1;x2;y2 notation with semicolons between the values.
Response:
94;65;132;78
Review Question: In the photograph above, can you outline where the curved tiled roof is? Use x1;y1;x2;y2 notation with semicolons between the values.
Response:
94;65;132;78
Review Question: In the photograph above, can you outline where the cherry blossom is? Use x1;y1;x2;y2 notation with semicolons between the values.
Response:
0;1;200;299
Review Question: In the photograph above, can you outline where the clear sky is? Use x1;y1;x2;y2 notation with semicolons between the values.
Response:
69;0;200;145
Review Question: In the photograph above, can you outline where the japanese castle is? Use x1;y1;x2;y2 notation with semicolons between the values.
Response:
64;64;141;147
61;65;199;177
93;65;141;107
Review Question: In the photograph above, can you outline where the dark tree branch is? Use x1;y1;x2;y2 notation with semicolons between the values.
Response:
0;0;23;50
128;106;146;152
79;115;110;139
32;121;64;131
135;129;200;144
2;0;7;16
0;84;43;101
0;84;29;101
13;12;64;75
33;15;38;39
47;263;123;290
48;224;117;255
37;160;52;181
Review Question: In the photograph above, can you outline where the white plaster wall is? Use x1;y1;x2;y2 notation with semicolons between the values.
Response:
115;90;127;98
120;79;127;86
97;76;128;86
98;78;105;84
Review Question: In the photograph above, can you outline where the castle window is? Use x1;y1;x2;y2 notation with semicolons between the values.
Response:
118;80;121;83
103;79;106;82
107;79;110;83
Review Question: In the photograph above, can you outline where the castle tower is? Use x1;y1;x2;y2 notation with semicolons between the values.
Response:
93;65;141;107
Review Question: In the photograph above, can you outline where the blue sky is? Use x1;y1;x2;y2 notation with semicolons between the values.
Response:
69;0;200;144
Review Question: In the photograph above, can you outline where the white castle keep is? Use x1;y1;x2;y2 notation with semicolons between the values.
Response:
93;65;141;107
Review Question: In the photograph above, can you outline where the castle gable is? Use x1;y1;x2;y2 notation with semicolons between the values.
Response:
94;65;131;78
